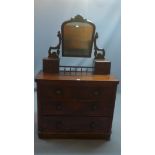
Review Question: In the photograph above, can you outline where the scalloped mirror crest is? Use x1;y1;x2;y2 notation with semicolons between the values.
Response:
70;15;87;22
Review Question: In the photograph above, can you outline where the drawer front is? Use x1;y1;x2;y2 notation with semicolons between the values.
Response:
72;86;115;100
39;116;111;133
40;99;114;116
39;85;115;100
39;86;67;99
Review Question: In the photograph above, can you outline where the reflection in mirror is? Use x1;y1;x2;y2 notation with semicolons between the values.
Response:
62;18;95;57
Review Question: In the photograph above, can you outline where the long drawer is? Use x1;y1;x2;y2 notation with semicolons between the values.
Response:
39;85;115;100
40;98;114;116
39;116;112;133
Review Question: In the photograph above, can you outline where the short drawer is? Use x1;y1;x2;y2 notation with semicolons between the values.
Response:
40;99;114;116
39;116;112;133
70;86;116;100
39;86;66;99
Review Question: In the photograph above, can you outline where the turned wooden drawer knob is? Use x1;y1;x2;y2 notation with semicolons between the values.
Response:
55;89;62;95
93;90;99;96
56;121;63;129
56;104;62;110
90;121;96;129
91;103;97;111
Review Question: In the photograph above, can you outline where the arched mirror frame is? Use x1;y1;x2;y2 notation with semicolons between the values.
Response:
48;15;105;59
61;15;96;57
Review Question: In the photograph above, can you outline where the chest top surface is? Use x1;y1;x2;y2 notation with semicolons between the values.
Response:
35;71;119;83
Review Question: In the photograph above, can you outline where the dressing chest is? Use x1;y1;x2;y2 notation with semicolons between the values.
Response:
35;15;119;140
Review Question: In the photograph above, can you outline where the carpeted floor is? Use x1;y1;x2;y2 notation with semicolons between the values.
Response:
34;92;121;155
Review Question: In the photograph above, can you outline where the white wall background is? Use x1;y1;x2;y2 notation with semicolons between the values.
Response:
34;0;121;91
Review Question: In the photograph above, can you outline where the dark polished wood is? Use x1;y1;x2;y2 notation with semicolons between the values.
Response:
94;32;105;59
38;131;111;140
94;59;111;75
39;116;111;132
48;31;62;57
35;71;119;139
47;15;106;60
43;57;59;73
36;15;119;140
35;71;118;82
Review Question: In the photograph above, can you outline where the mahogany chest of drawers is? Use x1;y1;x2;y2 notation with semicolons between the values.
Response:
35;71;119;140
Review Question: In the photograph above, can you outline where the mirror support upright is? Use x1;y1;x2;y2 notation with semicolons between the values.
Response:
48;31;62;58
94;32;105;59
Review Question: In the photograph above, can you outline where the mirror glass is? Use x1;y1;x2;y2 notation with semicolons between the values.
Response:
62;21;94;57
